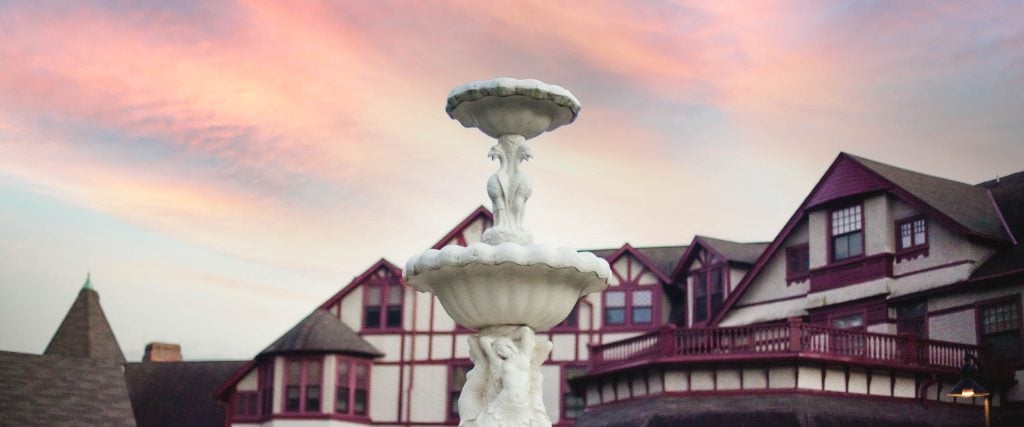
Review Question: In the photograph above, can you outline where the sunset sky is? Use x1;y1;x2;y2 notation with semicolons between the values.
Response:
2;1;1022;361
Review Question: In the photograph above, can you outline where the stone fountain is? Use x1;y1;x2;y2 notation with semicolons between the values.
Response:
405;78;610;426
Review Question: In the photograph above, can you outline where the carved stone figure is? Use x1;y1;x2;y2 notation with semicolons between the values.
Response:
459;326;552;427
483;134;534;245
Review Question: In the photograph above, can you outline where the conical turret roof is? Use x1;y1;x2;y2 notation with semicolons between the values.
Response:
43;275;126;365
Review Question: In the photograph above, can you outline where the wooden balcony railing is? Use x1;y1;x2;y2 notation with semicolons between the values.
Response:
589;318;978;373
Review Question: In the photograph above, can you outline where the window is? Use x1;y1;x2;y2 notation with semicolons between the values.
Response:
897;302;927;337
562;366;587;420
831;205;863;262
693;273;707;322
554;304;579;329
336;358;371;416
284;358;322;413
830;312;866;356
602;253;662;328
896;216;928;261
786;244;810;282
448;364;472;420
234;391;259;420
979;300;1022;361
364;277;404;330
259;362;274;416
691;266;725;323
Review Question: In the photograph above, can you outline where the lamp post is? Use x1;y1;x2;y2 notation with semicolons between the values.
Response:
946;353;990;427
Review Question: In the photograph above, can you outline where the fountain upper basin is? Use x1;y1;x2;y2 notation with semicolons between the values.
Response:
405;243;610;331
446;78;580;140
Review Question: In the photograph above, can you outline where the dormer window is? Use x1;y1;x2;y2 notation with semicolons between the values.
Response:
364;278;403;330
691;266;724;323
830;205;863;262
601;253;662;329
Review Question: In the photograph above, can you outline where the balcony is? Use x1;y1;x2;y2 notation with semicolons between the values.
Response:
589;318;977;375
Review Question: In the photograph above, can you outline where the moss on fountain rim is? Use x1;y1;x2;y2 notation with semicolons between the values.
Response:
445;77;582;118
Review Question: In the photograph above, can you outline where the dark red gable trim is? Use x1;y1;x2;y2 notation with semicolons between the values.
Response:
603;243;673;285
431;206;493;250
215;359;259;401
710;152;1007;326
318;258;405;311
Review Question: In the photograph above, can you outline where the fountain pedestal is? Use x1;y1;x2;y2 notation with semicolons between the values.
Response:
406;78;609;427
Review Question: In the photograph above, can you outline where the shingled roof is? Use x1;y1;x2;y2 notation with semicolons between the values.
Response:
695;236;769;266
43;276;126;365
260;309;383;358
588;245;689;279
0;351;137;426
972;170;1024;278
850;154;1012;243
125;361;247;427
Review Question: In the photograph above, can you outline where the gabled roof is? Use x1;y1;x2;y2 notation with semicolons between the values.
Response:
125;360;246;427
318;258;404;311
43;276;126;365
0;351;137;425
694;236;769;266
972;170;1024;278
431;205;493;249
259;309;383;358
588;244;689;281
850;154;1011;243
709;153;1016;325
670;236;769;279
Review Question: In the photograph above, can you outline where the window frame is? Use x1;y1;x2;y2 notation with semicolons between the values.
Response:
895;215;929;262
828;203;865;263
785;243;810;284
232;390;260;421
690;265;727;325
282;357;325;415
976;296;1023;362
362;274;405;331
600;253;663;330
335;357;372;418
447;362;474;422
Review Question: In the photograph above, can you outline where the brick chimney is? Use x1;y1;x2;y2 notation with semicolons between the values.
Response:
143;342;182;362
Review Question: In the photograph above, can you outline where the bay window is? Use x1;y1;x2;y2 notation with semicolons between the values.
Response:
284;358;322;413
336;358;371;416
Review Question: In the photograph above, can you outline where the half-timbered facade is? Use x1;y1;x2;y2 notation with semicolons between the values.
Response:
573;153;1024;426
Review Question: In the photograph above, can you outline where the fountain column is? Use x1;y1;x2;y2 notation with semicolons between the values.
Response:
406;78;609;427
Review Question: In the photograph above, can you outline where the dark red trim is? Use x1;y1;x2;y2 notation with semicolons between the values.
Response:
281;356;326;415
785;243;810;284
599;245;666;331
808;253;893;292
711;152;1009;326
431;206;493;249
975;294;1024;362
318;258;405;311
215;359;258;400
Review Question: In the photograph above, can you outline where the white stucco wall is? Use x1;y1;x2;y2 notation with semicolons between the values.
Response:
340;287;363;330
929;309;978;344
408;365;447;422
237;368;258;391
370;365;400;422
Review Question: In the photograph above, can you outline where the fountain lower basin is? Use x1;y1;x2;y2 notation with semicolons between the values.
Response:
405;243;610;331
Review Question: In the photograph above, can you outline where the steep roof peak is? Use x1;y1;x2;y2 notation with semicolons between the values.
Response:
44;277;126;365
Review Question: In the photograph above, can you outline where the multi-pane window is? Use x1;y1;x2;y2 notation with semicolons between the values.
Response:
562;366;588;420
898;218;927;250
897;302;927;337
604;291;626;325
980;301;1022;361
284;358;322;413
449;365;472;420
831;205;863;262
786;244;810;282
234;391;259;419
602;253;662;328
691;266;724;323
364;277;403;330
336;358;371;416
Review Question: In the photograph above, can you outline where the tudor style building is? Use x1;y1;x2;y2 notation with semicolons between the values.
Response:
3;153;1021;426
215;153;1023;426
